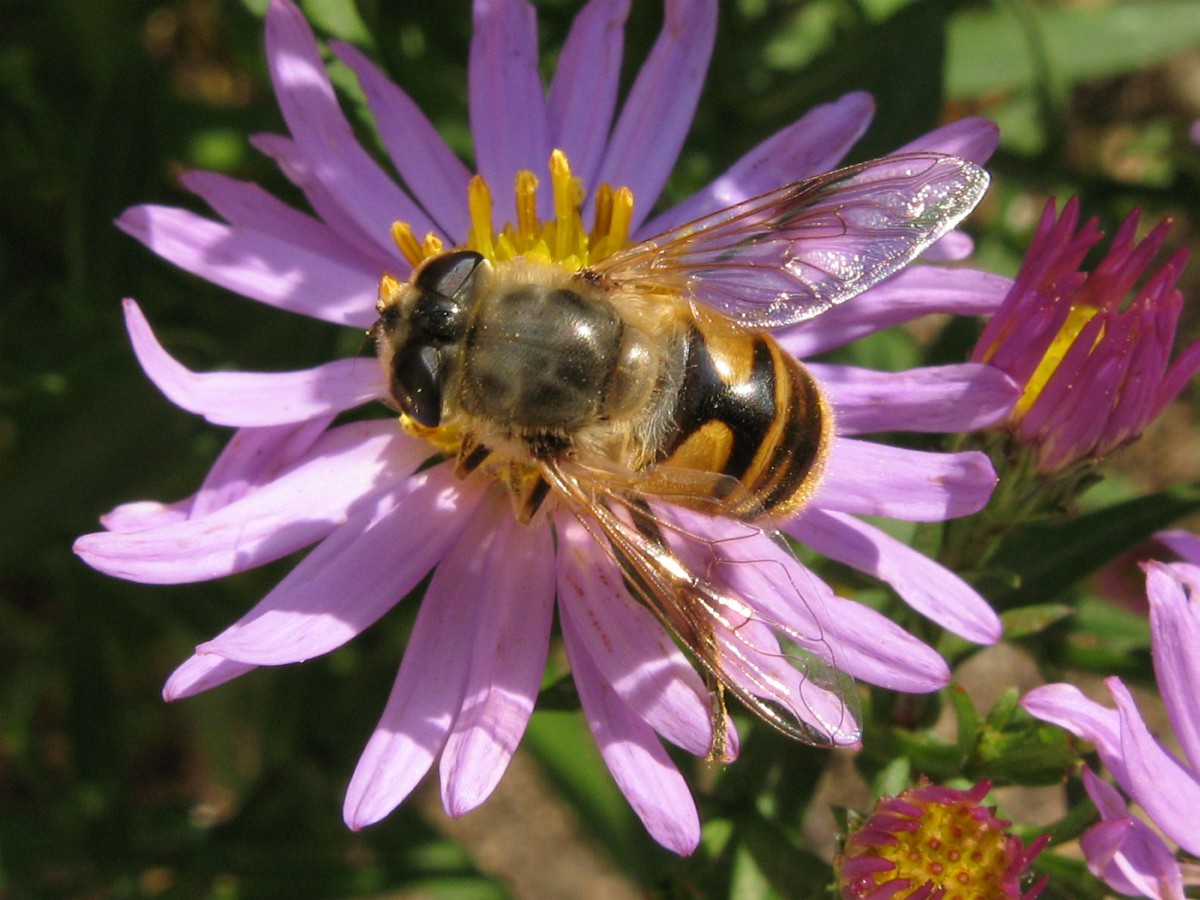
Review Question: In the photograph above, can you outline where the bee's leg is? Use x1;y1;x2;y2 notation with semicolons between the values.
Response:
455;432;491;478
506;468;551;525
707;673;732;763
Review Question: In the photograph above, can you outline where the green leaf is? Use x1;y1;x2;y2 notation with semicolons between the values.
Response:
1001;603;1074;640
986;486;1200;608
970;704;1079;786
737;809;834;900
871;756;913;799
302;0;373;46
946;684;978;763
1028;851;1107;900
889;730;961;780
947;1;1200;99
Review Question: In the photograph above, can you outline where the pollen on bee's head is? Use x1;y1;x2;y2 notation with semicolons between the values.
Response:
385;150;635;278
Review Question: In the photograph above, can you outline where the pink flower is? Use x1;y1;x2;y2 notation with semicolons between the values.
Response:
837;778;1048;899
75;0;1015;853
1023;559;1200;899
972;198;1197;472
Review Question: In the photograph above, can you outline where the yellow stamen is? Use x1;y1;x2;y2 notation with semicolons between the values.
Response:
550;149;584;262
590;183;614;249
607;187;634;258
1013;304;1103;418
421;232;444;259
377;273;402;313
391;221;423;268
515;171;539;244
467;175;496;260
389;149;635;280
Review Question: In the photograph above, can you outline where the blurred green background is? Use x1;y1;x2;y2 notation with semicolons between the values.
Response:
2;0;1199;897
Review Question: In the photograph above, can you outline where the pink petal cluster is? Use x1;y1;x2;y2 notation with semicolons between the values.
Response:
76;0;1016;852
1023;558;1200;899
838;779;1048;899
973;198;1198;472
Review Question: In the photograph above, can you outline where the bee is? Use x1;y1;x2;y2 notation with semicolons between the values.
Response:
374;152;989;755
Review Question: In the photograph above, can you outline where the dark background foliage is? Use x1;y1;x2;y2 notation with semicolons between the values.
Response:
2;0;1199;897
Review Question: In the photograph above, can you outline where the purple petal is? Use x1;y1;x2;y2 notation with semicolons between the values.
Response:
555;513;718;758
562;616;701;855
470;0;549;225
547;0;630;190
249;133;395;261
124;300;385;426
1080;767;1186;900
917;229;975;263
116;205;378;328
778;266;1012;358
669;511;949;694
75;421;423;583
332;41;473;242
752;577;950;694
809;362;1018;434
163;653;256;700
1083;765;1129;820
1109;678;1200;856
787;507;1001;644
896;117;1000;165
101;500;190;534
592;0;717;231
180;169;391;274
265;0;436;252
192;418;333;518
814;439;996;521
199;465;487;665
640;92;875;235
1146;562;1200;773
1021;683;1129;788
343;509;506;829
1157;530;1200;566
439;509;556;816
1081;820;1185;900
101;419;333;532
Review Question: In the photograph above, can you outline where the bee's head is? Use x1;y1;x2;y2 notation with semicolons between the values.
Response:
374;250;487;427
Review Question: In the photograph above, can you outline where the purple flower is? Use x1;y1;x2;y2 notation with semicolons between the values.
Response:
75;0;1015;853
972;198;1198;473
1157;529;1200;566
836;778;1049;899
1023;559;1200;899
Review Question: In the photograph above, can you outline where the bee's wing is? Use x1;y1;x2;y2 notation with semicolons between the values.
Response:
591;152;989;329
542;458;861;755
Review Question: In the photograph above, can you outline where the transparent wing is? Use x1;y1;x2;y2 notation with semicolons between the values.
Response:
542;458;861;757
591;152;989;329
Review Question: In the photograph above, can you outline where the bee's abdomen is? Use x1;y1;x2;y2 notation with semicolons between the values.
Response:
659;324;831;521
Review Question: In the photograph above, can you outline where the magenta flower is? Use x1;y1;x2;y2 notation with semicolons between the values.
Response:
1023;559;1200;899
972;198;1198;473
836;778;1049;899
75;0;1015;853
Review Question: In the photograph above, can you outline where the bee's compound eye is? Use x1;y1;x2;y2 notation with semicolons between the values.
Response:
415;250;485;301
391;345;444;427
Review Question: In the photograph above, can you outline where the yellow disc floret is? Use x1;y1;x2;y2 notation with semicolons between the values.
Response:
388;149;635;272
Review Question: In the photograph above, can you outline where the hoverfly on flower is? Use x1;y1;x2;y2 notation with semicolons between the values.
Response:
375;149;989;755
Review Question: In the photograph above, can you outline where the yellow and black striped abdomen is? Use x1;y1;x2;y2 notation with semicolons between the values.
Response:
655;321;832;522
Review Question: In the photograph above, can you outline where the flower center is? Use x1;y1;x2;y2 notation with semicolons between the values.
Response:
838;780;1044;899
389;148;635;271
